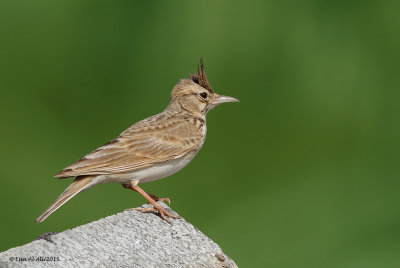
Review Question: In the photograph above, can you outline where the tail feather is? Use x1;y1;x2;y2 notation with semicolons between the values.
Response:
36;176;93;223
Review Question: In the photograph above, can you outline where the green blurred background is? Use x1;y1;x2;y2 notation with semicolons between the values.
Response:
1;0;399;267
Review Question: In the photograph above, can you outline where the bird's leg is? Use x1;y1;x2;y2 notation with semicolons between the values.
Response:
148;193;171;205
122;183;179;223
122;184;171;205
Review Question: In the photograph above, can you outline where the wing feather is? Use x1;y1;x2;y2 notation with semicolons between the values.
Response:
56;115;204;178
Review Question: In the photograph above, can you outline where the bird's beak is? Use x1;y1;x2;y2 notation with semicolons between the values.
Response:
211;94;240;109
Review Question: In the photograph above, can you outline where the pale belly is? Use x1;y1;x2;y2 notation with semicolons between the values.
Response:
90;150;198;187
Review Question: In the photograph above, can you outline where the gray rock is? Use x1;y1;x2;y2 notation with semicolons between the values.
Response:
0;202;237;268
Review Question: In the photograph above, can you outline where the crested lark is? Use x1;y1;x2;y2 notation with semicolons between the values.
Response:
36;60;239;223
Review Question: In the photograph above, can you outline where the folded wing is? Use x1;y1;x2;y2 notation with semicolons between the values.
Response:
56;117;203;178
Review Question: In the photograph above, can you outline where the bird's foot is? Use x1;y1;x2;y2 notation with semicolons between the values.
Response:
123;183;179;223
128;203;180;223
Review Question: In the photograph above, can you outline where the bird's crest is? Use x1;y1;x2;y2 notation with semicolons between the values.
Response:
190;59;214;93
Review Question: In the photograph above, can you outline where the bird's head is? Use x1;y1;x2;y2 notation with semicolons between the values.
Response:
169;59;239;117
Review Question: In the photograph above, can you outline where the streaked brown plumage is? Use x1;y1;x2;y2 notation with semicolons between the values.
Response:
36;59;239;223
56;112;205;178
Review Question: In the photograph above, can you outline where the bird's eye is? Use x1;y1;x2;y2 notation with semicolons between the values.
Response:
200;92;208;99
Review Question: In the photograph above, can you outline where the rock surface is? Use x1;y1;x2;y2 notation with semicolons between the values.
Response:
0;202;237;267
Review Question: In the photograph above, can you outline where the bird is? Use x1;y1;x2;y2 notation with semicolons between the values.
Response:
36;59;239;223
